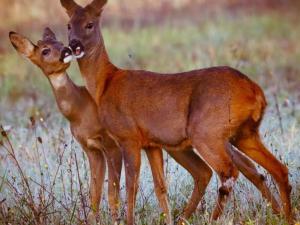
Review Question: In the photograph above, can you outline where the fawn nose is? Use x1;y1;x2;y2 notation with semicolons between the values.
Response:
69;39;85;59
60;47;73;63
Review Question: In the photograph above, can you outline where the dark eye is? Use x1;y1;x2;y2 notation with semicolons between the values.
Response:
85;23;94;29
67;24;71;30
42;48;50;56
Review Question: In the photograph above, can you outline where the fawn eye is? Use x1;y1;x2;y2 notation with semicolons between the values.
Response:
85;22;94;29
67;24;71;30
42;48;50;56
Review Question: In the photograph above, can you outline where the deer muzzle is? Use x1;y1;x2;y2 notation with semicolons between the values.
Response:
60;47;73;63
69;39;85;59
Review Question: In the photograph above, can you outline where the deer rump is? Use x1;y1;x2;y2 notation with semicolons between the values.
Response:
99;66;263;148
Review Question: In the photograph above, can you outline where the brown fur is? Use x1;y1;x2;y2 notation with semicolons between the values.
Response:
9;29;123;223
60;0;293;224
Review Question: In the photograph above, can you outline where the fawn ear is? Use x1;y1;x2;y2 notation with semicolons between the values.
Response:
60;0;80;17
9;32;35;58
43;27;57;41
85;0;107;16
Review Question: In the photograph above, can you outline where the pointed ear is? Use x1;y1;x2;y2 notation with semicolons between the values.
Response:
85;0;107;16
9;32;36;58
43;27;57;41
60;0;80;17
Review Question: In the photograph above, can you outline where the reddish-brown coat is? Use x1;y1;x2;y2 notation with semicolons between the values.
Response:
61;0;292;224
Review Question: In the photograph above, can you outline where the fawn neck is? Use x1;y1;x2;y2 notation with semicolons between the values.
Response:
48;72;82;121
77;33;117;103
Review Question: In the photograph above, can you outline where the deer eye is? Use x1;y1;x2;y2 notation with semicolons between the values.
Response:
85;22;94;29
42;48;50;56
67;24;71;30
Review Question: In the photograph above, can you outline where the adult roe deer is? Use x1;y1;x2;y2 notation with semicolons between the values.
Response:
61;0;292;224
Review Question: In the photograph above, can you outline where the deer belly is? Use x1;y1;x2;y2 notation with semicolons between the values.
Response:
139;111;188;146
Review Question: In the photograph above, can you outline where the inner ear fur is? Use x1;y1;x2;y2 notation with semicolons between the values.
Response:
60;0;80;17
9;32;36;57
85;0;107;16
43;27;57;41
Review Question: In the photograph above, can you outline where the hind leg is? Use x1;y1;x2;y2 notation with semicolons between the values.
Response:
229;147;281;214
167;148;212;223
233;126;292;222
190;135;239;220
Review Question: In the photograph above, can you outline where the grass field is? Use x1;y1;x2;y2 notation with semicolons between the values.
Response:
0;1;300;224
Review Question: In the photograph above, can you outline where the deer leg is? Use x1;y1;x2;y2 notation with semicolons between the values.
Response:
121;142;141;225
167;148;212;223
105;147;123;223
229;147;281;214
233;130;292;222
145;147;172;225
191;136;239;220
85;148;106;223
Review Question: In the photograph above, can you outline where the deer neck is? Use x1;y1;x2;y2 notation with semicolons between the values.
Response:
48;72;81;121
77;33;117;104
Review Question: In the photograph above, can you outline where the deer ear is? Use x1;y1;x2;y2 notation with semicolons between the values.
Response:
60;0;80;17
43;27;57;41
85;0;107;16
9;32;36;58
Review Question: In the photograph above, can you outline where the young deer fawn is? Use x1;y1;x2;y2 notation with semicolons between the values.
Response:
60;0;292;224
9;28;124;224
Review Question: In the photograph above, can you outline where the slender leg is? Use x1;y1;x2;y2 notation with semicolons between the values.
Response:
229;147;281;213
233;129;292;222
169;145;280;223
106;147;123;223
145;147;172;225
85;148;106;223
100;134;123;223
121;142;141;225
191;137;239;220
167;148;212;223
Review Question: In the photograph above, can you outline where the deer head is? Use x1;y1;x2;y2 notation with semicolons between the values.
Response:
60;0;108;58
9;28;73;76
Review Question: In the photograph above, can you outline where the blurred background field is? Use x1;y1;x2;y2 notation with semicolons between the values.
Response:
0;0;300;224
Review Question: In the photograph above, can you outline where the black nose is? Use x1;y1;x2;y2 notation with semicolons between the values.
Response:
60;47;73;62
69;39;84;57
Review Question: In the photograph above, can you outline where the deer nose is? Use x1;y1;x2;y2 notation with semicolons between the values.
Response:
69;39;85;59
60;47;73;63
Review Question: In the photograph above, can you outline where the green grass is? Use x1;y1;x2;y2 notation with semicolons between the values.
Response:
0;10;300;225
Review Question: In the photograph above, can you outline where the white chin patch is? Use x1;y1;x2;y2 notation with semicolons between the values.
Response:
75;52;85;59
63;55;73;63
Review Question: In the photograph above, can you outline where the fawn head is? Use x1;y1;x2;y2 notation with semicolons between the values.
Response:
60;0;107;58
9;28;73;76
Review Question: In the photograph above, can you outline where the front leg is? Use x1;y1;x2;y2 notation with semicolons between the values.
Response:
121;141;141;225
85;147;106;223
145;147;172;225
105;146;123;223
